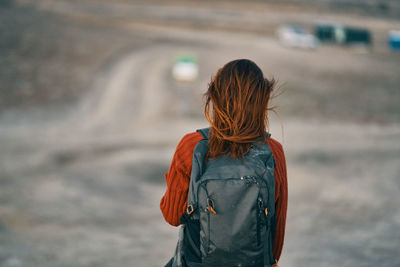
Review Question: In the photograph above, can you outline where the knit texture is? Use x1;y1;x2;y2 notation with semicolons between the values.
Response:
160;131;288;261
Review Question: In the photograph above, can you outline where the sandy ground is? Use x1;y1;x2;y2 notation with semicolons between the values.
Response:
1;1;400;266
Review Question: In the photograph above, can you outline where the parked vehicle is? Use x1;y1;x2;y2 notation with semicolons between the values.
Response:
343;27;372;46
314;22;372;46
314;22;344;43
388;30;400;51
277;25;320;49
172;55;199;83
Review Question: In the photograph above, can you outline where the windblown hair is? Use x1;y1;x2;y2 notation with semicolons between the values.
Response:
204;59;275;159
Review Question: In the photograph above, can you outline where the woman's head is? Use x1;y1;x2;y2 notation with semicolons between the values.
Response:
204;59;275;159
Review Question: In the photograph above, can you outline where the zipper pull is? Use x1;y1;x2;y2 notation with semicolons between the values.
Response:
207;198;217;215
258;197;268;218
258;197;263;209
258;197;264;215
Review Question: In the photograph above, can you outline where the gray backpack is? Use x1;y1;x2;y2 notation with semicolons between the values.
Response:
169;128;276;267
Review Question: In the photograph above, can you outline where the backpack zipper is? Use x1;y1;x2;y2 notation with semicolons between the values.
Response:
257;196;264;246
198;176;269;199
198;176;269;217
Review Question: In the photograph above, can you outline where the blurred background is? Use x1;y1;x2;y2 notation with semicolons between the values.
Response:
1;0;400;266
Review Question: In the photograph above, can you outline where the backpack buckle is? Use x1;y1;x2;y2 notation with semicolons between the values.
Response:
187;204;194;215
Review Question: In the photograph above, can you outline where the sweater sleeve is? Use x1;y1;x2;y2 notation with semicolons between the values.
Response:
267;138;288;262
160;132;203;226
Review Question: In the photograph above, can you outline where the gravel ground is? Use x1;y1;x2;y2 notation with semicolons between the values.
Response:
0;1;400;266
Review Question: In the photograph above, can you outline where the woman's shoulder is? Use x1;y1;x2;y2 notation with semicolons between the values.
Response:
174;131;204;156
266;136;283;151
171;132;204;171
178;131;204;147
266;136;285;162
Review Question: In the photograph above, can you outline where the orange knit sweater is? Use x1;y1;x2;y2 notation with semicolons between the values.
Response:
160;132;288;261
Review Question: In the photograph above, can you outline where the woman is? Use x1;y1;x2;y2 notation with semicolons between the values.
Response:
160;59;287;266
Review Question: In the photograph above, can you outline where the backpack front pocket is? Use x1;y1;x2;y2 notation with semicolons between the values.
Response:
198;177;268;266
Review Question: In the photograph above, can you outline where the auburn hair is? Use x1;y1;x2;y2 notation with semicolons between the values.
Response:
204;59;275;159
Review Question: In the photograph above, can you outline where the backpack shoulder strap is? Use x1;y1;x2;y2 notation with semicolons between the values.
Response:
196;128;210;140
182;128;210;222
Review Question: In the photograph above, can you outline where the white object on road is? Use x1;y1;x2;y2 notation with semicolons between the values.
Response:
277;25;320;49
172;56;199;82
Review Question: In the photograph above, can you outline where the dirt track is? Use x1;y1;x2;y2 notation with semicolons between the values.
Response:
1;1;400;266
